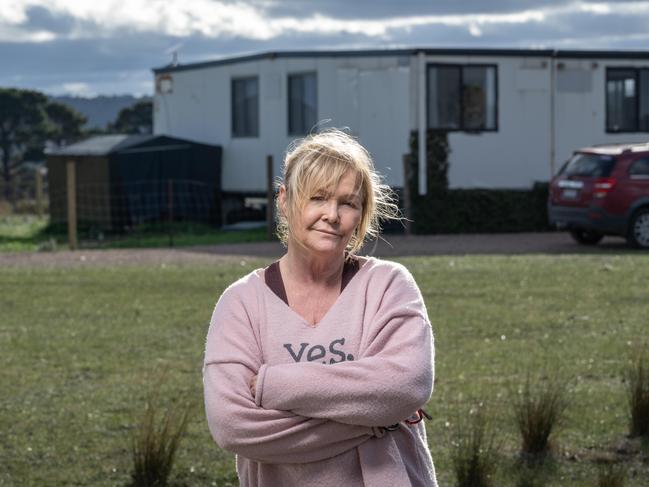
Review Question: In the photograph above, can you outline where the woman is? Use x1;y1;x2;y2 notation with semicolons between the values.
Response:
203;129;436;486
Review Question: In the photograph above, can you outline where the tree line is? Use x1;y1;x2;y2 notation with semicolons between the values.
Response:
0;87;152;204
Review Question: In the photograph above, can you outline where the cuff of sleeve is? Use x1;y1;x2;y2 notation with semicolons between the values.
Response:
254;364;268;407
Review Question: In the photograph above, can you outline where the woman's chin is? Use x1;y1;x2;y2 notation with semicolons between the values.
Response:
305;240;345;255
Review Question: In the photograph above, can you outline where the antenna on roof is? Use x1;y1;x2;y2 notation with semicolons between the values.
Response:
165;43;183;67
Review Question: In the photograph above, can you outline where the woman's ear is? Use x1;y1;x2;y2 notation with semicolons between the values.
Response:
278;184;287;217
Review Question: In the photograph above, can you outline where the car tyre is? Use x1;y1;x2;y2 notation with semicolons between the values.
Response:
626;208;649;249
569;229;603;245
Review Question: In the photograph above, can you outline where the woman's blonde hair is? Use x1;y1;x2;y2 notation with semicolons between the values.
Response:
276;128;400;254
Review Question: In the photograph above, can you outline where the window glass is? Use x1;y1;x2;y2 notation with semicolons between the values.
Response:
629;158;649;176
607;69;638;132
232;77;259;137
463;66;496;130
640;70;649;132
428;66;461;130
561;153;617;177
288;73;317;135
428;65;497;131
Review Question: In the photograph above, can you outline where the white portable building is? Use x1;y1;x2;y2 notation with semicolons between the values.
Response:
152;48;649;196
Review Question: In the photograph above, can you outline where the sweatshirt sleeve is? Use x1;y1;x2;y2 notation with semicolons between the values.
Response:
256;265;434;428
203;282;374;464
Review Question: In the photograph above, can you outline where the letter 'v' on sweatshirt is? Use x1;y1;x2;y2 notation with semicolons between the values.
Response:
203;257;437;487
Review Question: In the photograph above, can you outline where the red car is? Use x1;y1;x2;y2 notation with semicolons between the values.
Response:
548;143;649;249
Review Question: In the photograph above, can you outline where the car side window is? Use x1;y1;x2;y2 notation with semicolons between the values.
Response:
629;158;649;177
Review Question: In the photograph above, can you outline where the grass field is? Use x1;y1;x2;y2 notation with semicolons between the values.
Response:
0;215;268;252
1;254;649;486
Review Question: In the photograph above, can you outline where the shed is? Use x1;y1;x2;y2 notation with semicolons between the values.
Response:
46;134;222;232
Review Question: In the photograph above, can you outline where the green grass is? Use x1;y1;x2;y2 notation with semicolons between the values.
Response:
1;255;649;486
0;215;52;252
0;215;269;252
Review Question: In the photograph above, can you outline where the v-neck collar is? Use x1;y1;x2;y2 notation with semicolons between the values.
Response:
264;256;362;306
256;256;373;328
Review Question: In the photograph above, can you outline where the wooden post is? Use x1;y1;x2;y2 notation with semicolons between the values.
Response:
10;176;17;213
66;160;78;250
35;168;44;218
167;179;174;247
266;155;274;240
402;154;412;235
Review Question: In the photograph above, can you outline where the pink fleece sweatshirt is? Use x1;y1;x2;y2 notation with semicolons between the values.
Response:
203;257;437;486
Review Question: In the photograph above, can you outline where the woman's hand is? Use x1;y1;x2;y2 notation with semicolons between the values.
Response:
249;375;258;398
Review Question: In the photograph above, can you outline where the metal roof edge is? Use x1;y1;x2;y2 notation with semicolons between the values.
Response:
151;47;649;75
152;49;416;74
45;134;220;157
554;49;649;60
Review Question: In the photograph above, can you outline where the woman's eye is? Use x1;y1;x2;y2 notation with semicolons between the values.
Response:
310;195;325;201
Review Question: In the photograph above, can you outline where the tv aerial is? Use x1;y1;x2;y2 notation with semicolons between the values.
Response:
165;43;183;67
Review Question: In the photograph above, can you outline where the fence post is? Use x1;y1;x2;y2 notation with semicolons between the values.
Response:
66;159;78;250
168;179;174;247
10;176;17;212
402;154;412;235
35;168;44;218
266;155;274;240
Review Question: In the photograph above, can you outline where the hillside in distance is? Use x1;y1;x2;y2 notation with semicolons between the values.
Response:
50;94;152;130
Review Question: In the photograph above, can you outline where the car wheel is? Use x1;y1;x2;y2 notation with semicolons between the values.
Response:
627;208;649;249
569;229;603;245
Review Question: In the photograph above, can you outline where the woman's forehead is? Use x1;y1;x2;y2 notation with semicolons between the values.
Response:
314;171;362;195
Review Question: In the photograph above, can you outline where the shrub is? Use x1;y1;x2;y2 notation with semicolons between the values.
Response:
597;463;627;487
408;129;450;195
130;390;191;487
513;373;568;461
409;186;550;234
626;348;649;437
405;128;550;234
451;405;498;487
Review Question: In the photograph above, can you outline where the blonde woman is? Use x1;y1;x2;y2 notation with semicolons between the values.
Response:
203;129;436;486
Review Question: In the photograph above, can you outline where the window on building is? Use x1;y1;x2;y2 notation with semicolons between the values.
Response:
606;68;649;133
232;77;259;137
427;64;497;131
288;73;317;135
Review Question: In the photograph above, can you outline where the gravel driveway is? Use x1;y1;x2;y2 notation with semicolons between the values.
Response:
0;232;635;269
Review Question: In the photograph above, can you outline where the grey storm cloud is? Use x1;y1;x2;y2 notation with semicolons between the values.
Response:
1;0;649;95
21;5;76;33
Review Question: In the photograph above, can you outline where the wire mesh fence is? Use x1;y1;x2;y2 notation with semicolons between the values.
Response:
0;170;235;248
0;168;48;216
48;178;223;246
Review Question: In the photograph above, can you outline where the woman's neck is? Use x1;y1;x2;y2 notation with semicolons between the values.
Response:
280;245;345;287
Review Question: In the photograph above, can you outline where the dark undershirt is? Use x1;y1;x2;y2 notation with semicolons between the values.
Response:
264;256;361;305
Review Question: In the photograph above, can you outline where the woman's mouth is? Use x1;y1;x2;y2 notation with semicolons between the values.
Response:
314;229;340;237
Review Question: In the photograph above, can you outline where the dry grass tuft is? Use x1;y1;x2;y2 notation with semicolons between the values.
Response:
130;387;191;487
513;373;569;462
626;348;649;438
451;404;498;487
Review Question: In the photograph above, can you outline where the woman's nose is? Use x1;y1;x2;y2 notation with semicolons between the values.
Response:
323;200;340;222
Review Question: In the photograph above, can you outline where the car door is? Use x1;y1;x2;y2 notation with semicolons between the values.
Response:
626;156;649;208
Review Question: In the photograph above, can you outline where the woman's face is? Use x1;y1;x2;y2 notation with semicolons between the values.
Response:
283;170;363;257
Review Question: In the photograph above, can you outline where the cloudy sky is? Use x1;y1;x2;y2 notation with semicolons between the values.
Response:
2;0;649;97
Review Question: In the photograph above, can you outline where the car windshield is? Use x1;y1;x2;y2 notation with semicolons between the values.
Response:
560;153;616;177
